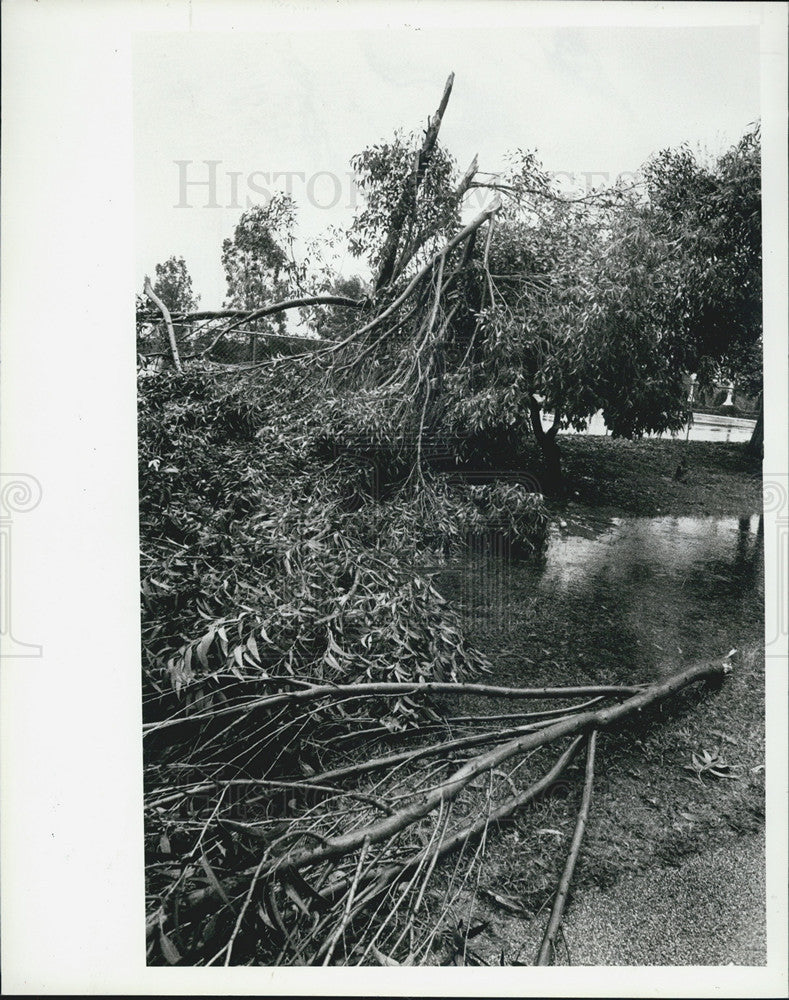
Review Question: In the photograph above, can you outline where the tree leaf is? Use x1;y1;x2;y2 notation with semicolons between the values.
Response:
159;929;181;965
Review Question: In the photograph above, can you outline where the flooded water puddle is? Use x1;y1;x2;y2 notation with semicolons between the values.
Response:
438;511;764;685
543;512;763;591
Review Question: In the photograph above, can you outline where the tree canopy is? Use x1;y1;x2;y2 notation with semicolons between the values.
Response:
641;126;762;396
445;188;692;448
152;255;200;314
349;129;462;283
221;193;301;334
328;119;762;484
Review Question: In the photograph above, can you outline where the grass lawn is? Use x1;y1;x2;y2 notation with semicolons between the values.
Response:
546;435;761;516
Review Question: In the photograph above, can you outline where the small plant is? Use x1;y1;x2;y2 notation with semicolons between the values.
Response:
683;747;742;782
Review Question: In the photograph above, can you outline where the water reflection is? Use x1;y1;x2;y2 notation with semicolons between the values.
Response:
439;512;764;684
541;514;763;591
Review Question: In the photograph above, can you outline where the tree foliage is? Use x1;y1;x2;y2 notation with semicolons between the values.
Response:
139;363;546;732
152;255;201;314
330;121;762;487
221;193;301;333
322;138;698;495
444;189;692;449
302;274;369;340
641;126;762;395
349;130;461;278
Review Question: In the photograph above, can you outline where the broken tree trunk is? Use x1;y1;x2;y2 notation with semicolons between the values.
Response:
389;153;480;285
144;276;182;372
745;393;763;459
251;658;728;875
374;72;455;293
136;296;366;326
145;655;732;966
143;676;644;737
201;294;367;358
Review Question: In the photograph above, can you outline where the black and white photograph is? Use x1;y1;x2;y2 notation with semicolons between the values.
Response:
1;1;787;995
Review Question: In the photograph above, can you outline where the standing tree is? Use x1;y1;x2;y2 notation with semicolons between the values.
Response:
221;193;300;335
641;127;762;453
442;128;763;482
439;184;692;489
305;111;697;493
187;79;760;485
326;99;715;492
152;255;200;313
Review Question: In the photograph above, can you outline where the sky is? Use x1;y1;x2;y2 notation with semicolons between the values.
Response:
134;22;760;309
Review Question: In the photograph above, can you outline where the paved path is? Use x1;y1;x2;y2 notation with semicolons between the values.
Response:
487;834;766;966
556;833;766;965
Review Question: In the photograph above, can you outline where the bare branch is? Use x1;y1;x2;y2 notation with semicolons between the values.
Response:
200;295;366;356
143;674;645;737
249;659;727;875
536;729;598;965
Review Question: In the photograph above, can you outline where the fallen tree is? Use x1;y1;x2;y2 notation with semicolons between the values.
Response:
140;73;744;968
145;657;731;966
139;343;736;967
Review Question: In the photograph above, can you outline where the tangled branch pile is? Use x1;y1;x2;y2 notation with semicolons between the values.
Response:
144;626;727;966
140;73;737;966
140;361;549;964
